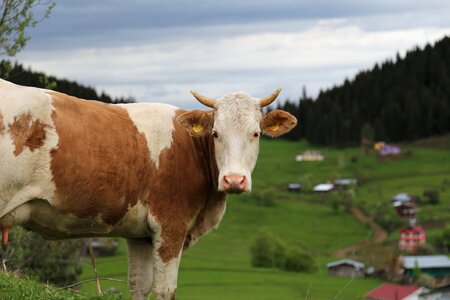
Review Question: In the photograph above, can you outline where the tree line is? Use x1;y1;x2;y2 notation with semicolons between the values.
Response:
278;36;450;146
0;60;134;104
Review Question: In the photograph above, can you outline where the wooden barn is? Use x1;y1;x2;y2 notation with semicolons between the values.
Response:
327;259;365;278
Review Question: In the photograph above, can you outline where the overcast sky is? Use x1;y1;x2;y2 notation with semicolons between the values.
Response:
14;0;450;108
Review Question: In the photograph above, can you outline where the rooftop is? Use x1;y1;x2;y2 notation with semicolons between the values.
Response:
313;183;334;192
365;283;422;300
403;255;450;269
327;259;365;270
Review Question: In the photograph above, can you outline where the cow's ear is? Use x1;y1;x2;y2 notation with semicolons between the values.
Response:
261;110;297;137
177;110;214;137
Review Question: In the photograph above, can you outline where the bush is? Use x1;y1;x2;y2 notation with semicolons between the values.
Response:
433;225;450;251
250;230;286;268
423;189;440;205
253;191;276;207
414;243;435;255
283;249;315;273
5;227;84;286
250;230;315;273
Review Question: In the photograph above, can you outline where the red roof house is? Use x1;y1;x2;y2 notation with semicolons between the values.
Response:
365;283;425;300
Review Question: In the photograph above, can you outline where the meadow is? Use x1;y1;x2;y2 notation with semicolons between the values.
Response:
79;136;449;299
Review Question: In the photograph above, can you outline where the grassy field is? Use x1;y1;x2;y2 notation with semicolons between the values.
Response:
77;138;449;299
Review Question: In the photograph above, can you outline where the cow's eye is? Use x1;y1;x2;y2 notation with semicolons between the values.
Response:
253;132;260;138
212;131;218;138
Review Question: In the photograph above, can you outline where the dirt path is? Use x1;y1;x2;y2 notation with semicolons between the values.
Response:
332;207;388;257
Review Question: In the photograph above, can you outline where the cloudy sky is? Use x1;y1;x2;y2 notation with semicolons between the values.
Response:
14;0;450;108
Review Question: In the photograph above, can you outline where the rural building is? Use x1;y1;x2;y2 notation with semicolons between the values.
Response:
393;201;416;218
334;178;358;189
399;225;426;252
295;150;324;161
327;259;365;278
365;283;427;300
287;183;301;192
419;284;450;299
313;183;334;193
402;256;450;282
375;142;402;156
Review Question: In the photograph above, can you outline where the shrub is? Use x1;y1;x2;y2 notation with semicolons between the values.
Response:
423;189;440;205
417;274;435;289
5;227;84;286
250;230;286;268
283;249;315;273
414;243;435;255
250;230;316;273
433;225;450;251
253;191;276;207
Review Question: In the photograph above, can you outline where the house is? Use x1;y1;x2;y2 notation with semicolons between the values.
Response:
399;225;426;252
327;259;365;278
402;256;450;281
313;183;334;193
419;284;450;299
334;178;358;189
393;201;416;218
378;144;401;156
287;183;301;192
365;283;427;300
295;150;324;162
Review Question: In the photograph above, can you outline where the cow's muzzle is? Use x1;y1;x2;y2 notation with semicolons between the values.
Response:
222;174;247;193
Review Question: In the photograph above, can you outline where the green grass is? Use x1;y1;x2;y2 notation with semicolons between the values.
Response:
44;138;450;299
0;272;120;300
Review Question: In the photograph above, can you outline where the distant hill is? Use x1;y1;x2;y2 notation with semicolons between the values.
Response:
280;36;450;147
0;60;134;104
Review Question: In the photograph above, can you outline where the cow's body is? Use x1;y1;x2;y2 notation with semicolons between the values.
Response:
0;79;296;300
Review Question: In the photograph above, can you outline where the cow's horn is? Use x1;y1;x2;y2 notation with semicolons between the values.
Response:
190;90;216;108
259;87;282;107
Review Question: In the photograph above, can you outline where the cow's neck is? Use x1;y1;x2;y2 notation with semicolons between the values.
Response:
194;133;220;194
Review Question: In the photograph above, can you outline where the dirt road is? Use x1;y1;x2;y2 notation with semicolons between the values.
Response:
332;207;388;257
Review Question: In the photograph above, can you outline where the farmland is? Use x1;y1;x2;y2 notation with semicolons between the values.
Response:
79;136;450;299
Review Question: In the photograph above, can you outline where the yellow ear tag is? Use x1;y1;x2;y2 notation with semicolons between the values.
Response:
270;123;279;132
192;123;204;133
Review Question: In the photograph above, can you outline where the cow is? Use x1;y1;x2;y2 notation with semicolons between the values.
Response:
0;79;297;300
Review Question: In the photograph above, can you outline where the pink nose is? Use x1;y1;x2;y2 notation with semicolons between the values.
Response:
222;174;247;193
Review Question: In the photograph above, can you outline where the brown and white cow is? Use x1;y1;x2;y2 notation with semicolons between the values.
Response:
0;79;296;300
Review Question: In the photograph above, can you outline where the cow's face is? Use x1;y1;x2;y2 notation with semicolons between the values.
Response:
177;89;296;193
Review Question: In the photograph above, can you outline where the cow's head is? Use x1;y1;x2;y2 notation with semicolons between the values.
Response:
177;88;297;193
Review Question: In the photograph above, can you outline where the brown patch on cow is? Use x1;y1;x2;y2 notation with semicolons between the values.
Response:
49;91;155;225
261;109;297;137
149;109;223;263
8;112;47;156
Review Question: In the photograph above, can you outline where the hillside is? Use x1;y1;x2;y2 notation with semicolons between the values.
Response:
76;137;449;299
280;35;450;146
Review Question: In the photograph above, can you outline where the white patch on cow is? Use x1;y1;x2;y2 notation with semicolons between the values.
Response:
118;103;177;169
152;249;181;299
213;92;262;191
0;81;59;220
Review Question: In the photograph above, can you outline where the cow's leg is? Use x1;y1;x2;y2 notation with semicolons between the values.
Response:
127;238;154;300
151;227;185;300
